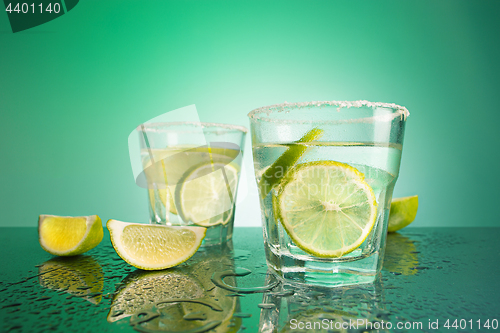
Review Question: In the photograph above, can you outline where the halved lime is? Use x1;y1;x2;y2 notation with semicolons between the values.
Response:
107;220;206;270
387;195;418;232
38;215;103;256
273;161;377;258
176;163;239;227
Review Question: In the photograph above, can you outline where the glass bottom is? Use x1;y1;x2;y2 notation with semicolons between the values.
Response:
150;220;234;247
202;222;233;246
265;244;381;287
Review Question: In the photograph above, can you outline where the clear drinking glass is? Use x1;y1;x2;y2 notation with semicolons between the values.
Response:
248;101;408;286
136;122;247;246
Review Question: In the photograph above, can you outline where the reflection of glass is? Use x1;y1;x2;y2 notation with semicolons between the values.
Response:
248;101;408;286
259;271;387;333
383;233;419;275
137;122;247;246
108;242;241;332
38;256;104;304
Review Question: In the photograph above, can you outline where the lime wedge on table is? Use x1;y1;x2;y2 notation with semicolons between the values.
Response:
176;163;239;227
38;215;103;256
387;195;419;232
259;128;324;196
107;220;206;270
273;161;377;258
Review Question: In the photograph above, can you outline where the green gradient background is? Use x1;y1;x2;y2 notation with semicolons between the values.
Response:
1;1;499;227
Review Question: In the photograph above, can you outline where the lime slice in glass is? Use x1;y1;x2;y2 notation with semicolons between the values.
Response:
273;161;377;258
176;163;239;227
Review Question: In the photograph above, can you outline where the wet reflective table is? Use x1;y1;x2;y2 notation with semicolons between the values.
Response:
1;227;499;332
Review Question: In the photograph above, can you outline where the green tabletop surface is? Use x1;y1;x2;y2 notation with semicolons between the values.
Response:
1;227;499;333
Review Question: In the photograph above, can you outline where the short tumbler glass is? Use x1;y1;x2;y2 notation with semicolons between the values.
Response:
248;101;408;286
137;122;247;246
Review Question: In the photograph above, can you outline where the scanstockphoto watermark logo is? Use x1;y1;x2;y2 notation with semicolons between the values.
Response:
288;318;500;331
261;163;385;201
288;318;425;331
3;0;79;32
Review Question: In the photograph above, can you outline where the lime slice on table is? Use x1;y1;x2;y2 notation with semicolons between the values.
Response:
273;161;377;258
38;215;103;256
176;163;239;227
259;128;324;196
107;220;205;270
387;195;418;232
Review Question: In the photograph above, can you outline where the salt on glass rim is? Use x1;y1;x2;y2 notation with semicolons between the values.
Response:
137;121;248;133
248;100;409;124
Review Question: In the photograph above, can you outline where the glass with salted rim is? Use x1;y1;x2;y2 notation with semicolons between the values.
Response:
248;101;408;286
137;122;247;246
